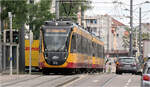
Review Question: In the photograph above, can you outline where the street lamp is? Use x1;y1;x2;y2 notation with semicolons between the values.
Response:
127;0;150;57
139;1;150;57
129;0;133;57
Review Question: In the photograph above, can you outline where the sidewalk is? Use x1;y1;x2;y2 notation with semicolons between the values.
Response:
0;74;28;83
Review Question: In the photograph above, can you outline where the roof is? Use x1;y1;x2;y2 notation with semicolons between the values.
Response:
112;18;125;26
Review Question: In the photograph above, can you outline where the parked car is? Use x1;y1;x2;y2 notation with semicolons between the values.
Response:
141;63;150;87
116;57;139;74
144;56;150;67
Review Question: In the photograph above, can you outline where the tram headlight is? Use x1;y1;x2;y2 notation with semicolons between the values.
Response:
45;56;48;59
55;22;58;26
64;57;67;59
44;54;48;59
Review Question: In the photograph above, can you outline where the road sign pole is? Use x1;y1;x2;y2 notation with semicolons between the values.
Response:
8;12;13;75
129;0;133;57
17;44;19;75
56;0;59;19
29;30;32;74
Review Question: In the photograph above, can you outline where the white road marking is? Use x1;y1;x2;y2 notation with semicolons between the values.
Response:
93;80;98;83
62;75;87;87
124;75;133;87
102;75;117;87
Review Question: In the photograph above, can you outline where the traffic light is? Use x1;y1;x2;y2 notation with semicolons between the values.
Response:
13;31;19;44
3;30;19;44
6;30;10;43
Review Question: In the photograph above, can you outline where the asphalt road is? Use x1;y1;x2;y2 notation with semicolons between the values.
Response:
65;73;141;87
1;73;141;87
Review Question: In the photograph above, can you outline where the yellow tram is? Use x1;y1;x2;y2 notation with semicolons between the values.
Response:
39;20;105;74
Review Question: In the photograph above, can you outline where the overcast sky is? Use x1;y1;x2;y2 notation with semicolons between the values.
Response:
85;0;150;25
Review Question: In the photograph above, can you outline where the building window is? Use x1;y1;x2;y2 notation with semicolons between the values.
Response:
92;27;97;33
86;20;90;24
93;19;97;24
87;19;97;24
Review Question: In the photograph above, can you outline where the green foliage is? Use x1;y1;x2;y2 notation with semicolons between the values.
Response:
59;0;91;21
1;0;54;39
28;0;54;39
1;0;28;29
1;0;91;39
122;27;137;49
142;32;150;40
122;27;150;49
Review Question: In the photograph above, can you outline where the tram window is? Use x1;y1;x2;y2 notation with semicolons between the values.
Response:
90;41;93;56
71;34;76;53
97;45;100;57
87;39;91;55
100;45;101;57
100;45;103;58
81;37;83;53
83;38;87;54
98;45;100;57
101;46;103;57
91;42;94;56
85;39;88;54
96;44;98;57
77;34;81;53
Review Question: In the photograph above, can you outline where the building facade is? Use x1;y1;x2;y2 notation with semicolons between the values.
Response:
84;15;128;57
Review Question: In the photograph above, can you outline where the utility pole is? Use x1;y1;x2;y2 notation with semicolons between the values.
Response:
56;0;59;19
77;6;81;26
51;0;56;13
8;12;13;75
139;7;142;56
129;0;133;57
19;25;25;73
81;4;84;27
107;16;110;55
29;0;34;74
0;4;2;72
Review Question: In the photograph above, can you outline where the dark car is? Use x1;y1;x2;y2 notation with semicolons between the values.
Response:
116;57;138;74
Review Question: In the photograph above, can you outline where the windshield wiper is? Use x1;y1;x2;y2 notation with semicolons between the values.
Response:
56;46;65;52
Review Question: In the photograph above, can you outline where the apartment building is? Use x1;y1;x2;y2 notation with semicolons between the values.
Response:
84;15;128;56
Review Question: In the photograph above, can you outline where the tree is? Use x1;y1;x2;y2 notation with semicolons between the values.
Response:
122;27;137;49
122;27;150;50
28;0;54;39
142;32;150;40
59;0;91;21
1;0;54;39
0;0;28;29
1;0;91;39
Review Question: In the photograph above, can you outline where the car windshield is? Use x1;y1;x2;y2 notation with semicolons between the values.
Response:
119;58;135;63
147;59;150;62
147;68;150;74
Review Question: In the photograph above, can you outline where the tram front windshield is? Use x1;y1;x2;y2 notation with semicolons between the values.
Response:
43;29;70;52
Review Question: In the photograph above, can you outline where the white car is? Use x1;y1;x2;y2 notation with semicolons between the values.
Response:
141;63;150;87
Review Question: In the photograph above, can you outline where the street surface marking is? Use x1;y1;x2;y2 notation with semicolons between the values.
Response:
124;75;133;87
62;75;87;87
93;80;98;82
101;74;117;87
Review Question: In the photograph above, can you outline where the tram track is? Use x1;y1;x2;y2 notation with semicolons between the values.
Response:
101;74;117;87
33;75;65;87
1;74;80;87
35;75;80;87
